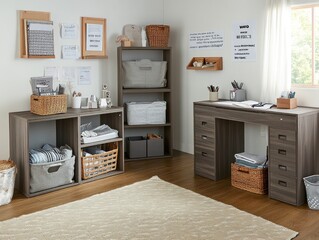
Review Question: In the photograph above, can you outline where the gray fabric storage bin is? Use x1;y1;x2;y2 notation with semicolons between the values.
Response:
30;156;75;193
122;59;167;88
127;136;146;159
147;138;164;157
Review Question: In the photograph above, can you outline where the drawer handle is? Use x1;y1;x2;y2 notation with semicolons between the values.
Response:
201;121;207;126
201;135;208;140
278;164;287;171
278;180;287;187
278;134;287;140
202;152;208;157
278;149;286;155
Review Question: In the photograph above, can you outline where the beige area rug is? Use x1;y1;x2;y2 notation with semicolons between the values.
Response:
0;176;298;240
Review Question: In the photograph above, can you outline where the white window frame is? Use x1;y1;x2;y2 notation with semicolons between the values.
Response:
291;4;319;88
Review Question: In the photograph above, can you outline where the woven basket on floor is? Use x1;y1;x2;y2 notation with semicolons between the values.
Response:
0;160;17;206
146;25;170;47
231;163;268;194
81;142;118;180
30;94;67;116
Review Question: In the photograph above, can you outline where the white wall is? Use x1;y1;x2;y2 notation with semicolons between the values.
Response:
2;0;318;160
0;0;164;159
165;0;269;155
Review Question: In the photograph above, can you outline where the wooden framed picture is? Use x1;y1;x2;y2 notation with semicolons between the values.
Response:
81;17;107;59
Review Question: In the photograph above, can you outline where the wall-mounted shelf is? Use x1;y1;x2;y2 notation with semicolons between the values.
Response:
19;10;55;59
187;57;223;71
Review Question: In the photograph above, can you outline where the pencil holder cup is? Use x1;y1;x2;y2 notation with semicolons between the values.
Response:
72;96;82;108
209;92;218;101
230;89;246;101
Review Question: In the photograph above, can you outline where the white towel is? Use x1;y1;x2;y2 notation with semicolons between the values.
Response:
234;152;267;165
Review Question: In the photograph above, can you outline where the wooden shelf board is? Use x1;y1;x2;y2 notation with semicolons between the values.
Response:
81;137;123;148
125;154;172;162
123;88;171;94
124;123;171;129
80;170;124;183
120;46;171;50
27;182;79;197
187;57;223;71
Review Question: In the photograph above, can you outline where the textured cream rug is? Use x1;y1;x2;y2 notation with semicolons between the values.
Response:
0;176;298;240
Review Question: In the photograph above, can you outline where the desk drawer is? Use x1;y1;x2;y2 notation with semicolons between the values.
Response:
195;128;214;149
194;106;215;131
269;174;297;205
213;107;297;130
269;128;296;146
269;144;296;163
194;147;215;179
269;158;296;178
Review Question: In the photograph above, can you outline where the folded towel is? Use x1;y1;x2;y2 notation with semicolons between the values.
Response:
235;159;268;169
234;152;267;165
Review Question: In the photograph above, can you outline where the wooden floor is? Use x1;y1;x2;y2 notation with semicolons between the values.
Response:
1;151;319;239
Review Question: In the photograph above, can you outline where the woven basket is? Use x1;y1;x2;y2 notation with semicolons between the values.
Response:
146;25;170;47
0;160;17;206
81;142;118;180
231;163;268;194
30;94;67;116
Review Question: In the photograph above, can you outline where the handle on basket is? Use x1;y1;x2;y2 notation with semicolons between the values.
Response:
47;163;62;173
238;167;250;174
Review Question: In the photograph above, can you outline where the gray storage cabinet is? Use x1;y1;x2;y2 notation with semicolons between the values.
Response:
9;107;124;197
118;47;173;161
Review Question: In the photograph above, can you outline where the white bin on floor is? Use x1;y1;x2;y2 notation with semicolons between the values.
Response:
303;175;319;210
0;160;17;206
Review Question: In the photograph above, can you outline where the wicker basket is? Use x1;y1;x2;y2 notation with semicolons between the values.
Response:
231;163;268;194
30;94;67;116
0;160;17;206
81;142;118;180
146;25;170;47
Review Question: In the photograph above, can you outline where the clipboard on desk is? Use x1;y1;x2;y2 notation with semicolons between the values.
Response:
25;20;55;58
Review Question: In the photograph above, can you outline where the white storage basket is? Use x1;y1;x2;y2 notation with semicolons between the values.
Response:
126;101;166;125
122;59;167;88
0;160;17;206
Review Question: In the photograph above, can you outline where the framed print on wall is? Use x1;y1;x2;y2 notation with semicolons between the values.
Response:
81;17;107;59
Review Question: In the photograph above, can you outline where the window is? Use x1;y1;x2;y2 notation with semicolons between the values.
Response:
291;5;319;87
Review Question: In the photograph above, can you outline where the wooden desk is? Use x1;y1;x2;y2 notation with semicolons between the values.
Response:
193;101;319;206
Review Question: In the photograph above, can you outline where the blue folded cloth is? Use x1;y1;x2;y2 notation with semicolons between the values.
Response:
29;144;72;164
235;159;268;169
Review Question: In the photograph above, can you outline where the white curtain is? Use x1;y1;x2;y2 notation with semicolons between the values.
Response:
261;0;291;103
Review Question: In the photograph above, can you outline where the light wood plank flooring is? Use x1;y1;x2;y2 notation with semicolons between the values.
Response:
1;151;319;239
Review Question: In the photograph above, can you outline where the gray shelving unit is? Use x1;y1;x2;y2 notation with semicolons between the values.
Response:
9;107;124;197
117;47;173;161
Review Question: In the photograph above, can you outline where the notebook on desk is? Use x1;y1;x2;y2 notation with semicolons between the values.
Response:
214;100;275;109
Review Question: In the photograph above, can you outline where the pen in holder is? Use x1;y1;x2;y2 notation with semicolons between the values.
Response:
208;85;219;101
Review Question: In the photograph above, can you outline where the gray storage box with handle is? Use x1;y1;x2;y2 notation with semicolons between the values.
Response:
303;175;319;210
30;156;75;193
122;59;167;88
